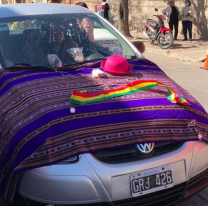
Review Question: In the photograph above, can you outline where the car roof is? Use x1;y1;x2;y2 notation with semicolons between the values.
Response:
0;3;93;19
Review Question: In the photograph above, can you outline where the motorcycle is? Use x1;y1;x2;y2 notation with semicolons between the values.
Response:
143;8;173;49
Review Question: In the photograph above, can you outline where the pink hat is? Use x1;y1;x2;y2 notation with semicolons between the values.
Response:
101;55;132;76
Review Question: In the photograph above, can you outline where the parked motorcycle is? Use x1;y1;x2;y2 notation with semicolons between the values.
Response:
143;8;173;49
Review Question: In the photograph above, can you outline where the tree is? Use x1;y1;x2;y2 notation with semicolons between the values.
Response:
118;0;131;37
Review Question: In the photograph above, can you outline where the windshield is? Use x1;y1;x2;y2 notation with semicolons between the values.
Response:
0;13;138;68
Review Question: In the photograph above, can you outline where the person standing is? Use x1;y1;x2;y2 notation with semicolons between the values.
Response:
181;0;194;41
162;0;180;40
101;0;110;21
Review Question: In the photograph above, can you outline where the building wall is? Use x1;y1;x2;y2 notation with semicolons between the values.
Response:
84;0;208;40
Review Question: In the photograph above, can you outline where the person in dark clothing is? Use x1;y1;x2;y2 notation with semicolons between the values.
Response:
101;0;110;20
162;0;180;40
76;2;88;8
47;0;61;3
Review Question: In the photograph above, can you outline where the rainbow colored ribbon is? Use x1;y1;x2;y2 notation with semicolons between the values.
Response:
70;80;190;106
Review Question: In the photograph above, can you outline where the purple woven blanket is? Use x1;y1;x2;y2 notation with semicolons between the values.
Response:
0;59;208;201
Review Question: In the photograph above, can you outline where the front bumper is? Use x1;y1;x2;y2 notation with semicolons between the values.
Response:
18;141;208;206
111;169;208;206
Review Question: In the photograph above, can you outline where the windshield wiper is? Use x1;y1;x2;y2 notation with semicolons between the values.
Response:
57;59;106;71
5;59;106;72
5;64;55;71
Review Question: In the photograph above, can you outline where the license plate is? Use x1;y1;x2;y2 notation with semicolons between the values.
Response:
130;165;174;197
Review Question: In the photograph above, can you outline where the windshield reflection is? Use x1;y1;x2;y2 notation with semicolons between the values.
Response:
0;13;138;68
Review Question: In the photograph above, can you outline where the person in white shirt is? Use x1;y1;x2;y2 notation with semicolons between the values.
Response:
162;0;180;40
181;0;194;41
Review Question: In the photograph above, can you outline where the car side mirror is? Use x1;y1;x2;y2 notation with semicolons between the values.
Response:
155;8;158;12
131;41;145;54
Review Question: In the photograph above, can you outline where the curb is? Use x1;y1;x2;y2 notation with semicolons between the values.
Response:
144;46;205;63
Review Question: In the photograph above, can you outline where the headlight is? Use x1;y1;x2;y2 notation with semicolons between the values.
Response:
57;156;79;164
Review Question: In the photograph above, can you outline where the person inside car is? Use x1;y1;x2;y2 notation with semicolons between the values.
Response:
22;30;47;65
75;2;95;43
0;23;14;68
50;24;78;61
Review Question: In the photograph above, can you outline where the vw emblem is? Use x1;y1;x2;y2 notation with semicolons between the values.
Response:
137;143;155;154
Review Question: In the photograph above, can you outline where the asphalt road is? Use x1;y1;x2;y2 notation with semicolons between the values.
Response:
145;53;208;113
1;54;208;206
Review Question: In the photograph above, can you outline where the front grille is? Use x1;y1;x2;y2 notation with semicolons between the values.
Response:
112;183;185;206
187;169;208;190
92;142;184;164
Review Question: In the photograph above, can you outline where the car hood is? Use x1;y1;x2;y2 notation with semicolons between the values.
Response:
0;59;208;201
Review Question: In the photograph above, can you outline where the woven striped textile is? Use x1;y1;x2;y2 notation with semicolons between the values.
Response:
0;59;208;202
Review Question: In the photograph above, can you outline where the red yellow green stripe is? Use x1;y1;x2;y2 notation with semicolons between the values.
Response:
70;80;190;106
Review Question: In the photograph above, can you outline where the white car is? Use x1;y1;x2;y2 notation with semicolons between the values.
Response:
0;4;207;206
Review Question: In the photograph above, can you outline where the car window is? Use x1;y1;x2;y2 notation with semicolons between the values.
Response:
8;19;42;33
0;13;138;68
93;21;103;29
